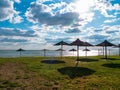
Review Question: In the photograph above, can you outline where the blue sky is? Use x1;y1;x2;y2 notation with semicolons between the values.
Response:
0;0;120;50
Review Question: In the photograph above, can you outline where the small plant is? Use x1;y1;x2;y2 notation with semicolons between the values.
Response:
1;80;20;88
74;79;81;84
2;80;9;84
0;84;5;88
44;81;53;87
54;80;59;85
16;75;21;79
52;86;59;90
23;74;29;79
9;82;20;87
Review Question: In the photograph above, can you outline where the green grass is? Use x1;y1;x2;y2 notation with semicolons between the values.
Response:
0;80;20;88
0;56;120;89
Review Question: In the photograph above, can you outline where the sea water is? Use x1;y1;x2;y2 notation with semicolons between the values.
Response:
0;49;118;57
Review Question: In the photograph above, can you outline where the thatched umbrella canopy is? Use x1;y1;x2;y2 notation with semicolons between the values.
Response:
83;42;93;46
69;48;77;51
16;48;25;57
69;48;77;56
83;48;90;57
54;41;69;46
56;49;65;51
70;38;84;60
96;40;115;59
54;41;69;59
83;48;90;51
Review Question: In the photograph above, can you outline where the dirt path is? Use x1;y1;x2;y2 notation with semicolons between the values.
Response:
0;62;57;90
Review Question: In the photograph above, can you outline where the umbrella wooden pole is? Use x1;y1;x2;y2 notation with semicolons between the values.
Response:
105;46;107;60
85;46;87;57
118;46;120;56
86;51;87;57
77;46;79;60
98;49;99;56
98;49;100;56
61;45;63;59
103;46;104;56
44;50;46;57
20;51;21;57
73;51;74;56
109;49;110;56
75;46;79;67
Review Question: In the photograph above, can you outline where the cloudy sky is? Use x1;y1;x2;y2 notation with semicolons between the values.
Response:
0;0;120;50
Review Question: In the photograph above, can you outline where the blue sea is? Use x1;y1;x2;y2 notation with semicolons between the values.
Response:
0;49;118;57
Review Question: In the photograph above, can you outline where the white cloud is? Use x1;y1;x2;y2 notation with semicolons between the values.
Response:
0;0;22;23
1;0;120;50
25;0;96;28
102;25;120;31
79;12;94;26
25;0;119;27
24;0;120;46
25;2;80;26
49;2;67;11
0;27;36;37
37;0;52;3
9;14;23;24
112;4;120;10
0;27;48;49
104;18;120;23
13;0;21;3
83;25;120;44
115;12;120;15
94;0;120;18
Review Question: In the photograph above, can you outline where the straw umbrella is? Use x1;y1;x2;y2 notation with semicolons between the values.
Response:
56;49;65;58
41;49;48;57
70;38;84;61
16;48;25;57
69;48;77;56
70;39;85;67
54;41;69;59
83;48;90;57
56;49;65;51
82;42;93;57
96;40;115;60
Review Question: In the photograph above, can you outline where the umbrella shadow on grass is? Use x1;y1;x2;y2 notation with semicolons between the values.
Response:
102;63;120;68
41;60;65;64
107;58;119;60
100;57;118;60
79;58;99;62
58;67;95;79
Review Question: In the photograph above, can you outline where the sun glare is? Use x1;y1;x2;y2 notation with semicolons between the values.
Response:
75;0;94;13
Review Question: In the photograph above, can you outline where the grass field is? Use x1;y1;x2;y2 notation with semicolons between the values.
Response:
0;56;120;90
